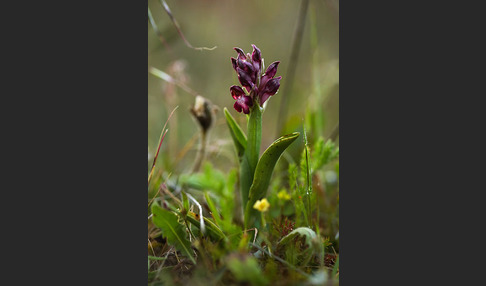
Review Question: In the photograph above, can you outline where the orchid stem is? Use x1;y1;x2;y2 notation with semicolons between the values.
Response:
240;102;262;217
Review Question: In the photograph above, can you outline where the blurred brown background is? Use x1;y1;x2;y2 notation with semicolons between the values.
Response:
148;0;339;173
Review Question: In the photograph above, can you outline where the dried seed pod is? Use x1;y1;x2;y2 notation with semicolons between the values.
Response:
189;95;218;173
190;95;217;133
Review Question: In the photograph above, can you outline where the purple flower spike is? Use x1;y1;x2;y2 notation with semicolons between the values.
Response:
230;45;281;113
231;85;253;114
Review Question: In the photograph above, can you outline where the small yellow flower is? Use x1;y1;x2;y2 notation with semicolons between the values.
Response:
277;190;291;201
253;198;270;212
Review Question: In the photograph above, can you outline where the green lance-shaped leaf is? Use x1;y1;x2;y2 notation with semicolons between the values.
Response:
277;227;317;247
224;107;247;160
244;132;300;228
151;203;196;264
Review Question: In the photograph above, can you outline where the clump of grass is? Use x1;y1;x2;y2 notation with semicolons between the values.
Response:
148;130;339;284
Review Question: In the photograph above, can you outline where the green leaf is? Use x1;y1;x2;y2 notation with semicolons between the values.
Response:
224;107;247;159
179;162;226;194
278;227;317;247
227;255;268;286
151;203;196;264
221;168;237;222
245;132;300;228
239;154;253;211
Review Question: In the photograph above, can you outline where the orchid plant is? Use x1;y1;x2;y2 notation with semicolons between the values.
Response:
224;45;299;229
148;4;340;281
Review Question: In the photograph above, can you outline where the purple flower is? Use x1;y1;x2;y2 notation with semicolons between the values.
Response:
231;85;253;114
229;45;281;113
258;76;281;106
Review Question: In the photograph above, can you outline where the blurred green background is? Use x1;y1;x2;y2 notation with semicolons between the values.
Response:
148;0;339;173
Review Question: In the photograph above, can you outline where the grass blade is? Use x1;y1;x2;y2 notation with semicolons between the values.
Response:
204;191;222;226
159;0;216;51
148;106;178;185
149;67;198;96
186;193;205;234
148;7;171;51
183;211;227;243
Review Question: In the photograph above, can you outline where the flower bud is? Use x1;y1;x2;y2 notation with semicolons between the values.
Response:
264;61;279;79
237;67;255;92
251;44;262;64
259;76;281;106
190;95;215;132
237;57;255;75
233;47;246;60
